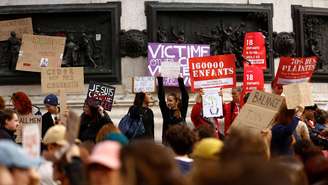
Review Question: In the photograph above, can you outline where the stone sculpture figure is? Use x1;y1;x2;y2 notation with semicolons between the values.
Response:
7;31;21;71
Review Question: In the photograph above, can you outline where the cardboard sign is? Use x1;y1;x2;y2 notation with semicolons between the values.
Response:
65;111;81;144
275;56;317;85
230;90;285;134
202;88;223;118
22;124;41;158
159;61;181;78
16;34;66;72
242;63;264;94
283;82;314;109
41;67;84;93
86;81;116;111
15;114;42;144
189;54;237;92
147;43;210;86
133;76;156;93
0;18;33;41
243;32;267;69
59;90;68;124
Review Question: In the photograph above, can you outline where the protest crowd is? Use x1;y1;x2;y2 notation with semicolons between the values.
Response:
0;16;328;185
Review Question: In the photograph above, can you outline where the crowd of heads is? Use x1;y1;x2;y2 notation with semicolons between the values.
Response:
0;85;327;185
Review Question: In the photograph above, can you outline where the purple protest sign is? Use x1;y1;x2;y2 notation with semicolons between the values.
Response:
147;43;210;86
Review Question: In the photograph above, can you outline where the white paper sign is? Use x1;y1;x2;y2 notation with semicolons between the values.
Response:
202;88;223;118
160;61;181;78
133;76;156;93
22;123;41;158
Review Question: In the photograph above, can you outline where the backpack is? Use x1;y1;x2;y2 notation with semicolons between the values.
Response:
118;112;145;139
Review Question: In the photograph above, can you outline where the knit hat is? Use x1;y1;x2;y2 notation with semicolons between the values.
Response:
43;125;68;146
44;94;58;106
192;138;224;160
104;132;129;146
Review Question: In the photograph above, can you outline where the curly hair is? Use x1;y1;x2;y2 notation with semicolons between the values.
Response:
11;92;32;115
0;96;5;110
166;124;197;155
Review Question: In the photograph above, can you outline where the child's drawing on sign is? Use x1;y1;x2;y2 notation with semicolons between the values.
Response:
202;93;223;118
40;58;49;67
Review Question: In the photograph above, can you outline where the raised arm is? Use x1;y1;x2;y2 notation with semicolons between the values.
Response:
178;77;189;119
157;76;169;113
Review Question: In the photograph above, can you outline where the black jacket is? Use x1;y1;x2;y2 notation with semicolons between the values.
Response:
0;127;16;141
41;112;55;138
129;105;155;139
78;111;112;142
157;77;189;142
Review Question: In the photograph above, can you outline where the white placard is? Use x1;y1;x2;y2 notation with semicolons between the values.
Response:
202;88;223;118
133;76;156;93
22;123;41;158
159;61;181;78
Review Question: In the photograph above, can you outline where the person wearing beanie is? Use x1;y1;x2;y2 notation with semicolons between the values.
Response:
104;132;129;146
42;94;60;138
192;138;224;160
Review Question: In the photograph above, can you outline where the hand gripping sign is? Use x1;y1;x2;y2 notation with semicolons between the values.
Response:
275;56;317;85
242;32;267;69
189;54;236;92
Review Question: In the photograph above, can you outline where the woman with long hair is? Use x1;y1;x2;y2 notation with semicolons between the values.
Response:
157;76;189;143
11;92;41;116
79;101;113;143
128;92;154;139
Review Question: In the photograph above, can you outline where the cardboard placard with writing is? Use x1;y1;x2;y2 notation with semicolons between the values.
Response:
86;81;116;111
0;18;33;41
275;56;317;85
230;90;285;134
59;90;68;124
15;114;42;144
283;82;314;109
147;43;210;86
41;67;84;94
202;88;223;118
189;54;237;92
22;124;41;158
133;76;156;93
16;34;66;72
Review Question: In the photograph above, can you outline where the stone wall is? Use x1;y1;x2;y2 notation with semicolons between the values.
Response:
0;0;328;141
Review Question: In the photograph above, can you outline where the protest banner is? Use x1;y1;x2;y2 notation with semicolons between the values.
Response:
41;67;84;94
242;63;264;94
147;43;210;86
242;32;267;69
275;56;317;85
283;82;314;109
22;124;41;158
189;54;236;92
86;81;116;111
159;61;181;78
0;18;33;41
202;88;223;118
16;34;66;72
59;90;68;124
15;114;42;144
133;76;156;93
230;90;285;134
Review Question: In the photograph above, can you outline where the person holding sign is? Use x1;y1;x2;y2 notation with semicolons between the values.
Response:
157;76;189;144
128;92;154;139
0;109;20;141
270;104;304;157
79;100;113;143
191;90;222;139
